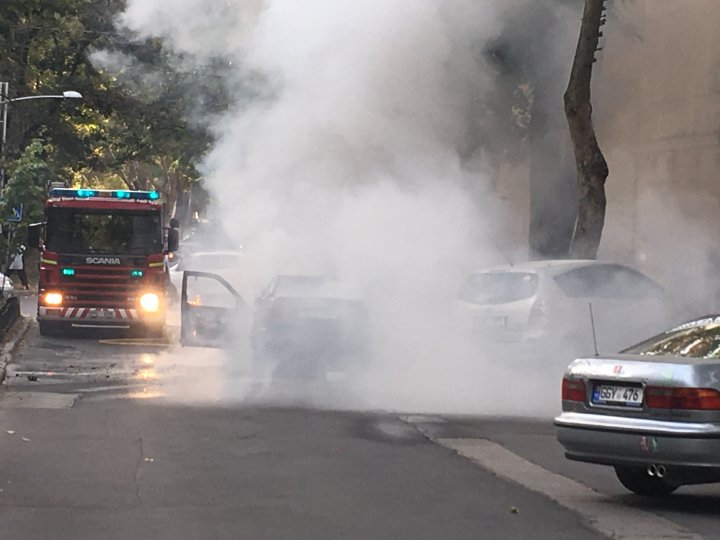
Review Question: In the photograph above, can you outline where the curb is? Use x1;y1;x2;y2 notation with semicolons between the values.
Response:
0;317;31;385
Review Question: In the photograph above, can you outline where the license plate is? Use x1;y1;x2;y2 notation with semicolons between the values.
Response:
473;316;507;329
592;384;643;407
300;310;335;320
90;309;115;319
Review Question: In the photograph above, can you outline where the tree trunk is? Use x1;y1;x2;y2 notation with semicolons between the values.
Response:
174;190;192;226
564;0;609;259
528;86;577;260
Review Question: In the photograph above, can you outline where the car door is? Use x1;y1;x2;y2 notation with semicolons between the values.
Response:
181;270;244;348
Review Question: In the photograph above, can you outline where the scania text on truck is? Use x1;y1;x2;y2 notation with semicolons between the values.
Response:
36;188;178;336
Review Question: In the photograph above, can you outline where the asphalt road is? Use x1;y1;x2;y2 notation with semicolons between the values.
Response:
414;417;720;539
0;315;716;539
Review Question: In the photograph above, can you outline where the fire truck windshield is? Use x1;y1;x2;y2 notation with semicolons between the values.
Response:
46;208;162;255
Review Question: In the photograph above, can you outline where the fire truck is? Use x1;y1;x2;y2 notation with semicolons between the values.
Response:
35;188;178;336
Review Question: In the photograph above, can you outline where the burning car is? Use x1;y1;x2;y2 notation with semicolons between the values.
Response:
251;275;370;380
180;273;370;381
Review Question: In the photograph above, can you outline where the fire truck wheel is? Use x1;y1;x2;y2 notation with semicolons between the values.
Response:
38;321;64;337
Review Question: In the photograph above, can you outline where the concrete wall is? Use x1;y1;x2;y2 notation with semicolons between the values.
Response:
589;0;720;305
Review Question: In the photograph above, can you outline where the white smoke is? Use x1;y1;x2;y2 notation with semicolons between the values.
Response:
116;0;569;416
90;49;167;99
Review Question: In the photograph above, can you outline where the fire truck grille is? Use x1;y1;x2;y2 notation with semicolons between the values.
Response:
59;268;146;307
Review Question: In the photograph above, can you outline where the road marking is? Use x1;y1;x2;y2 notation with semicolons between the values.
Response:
0;392;77;409
10;369;141;378
399;414;447;424
435;437;701;540
75;383;148;393
97;338;172;347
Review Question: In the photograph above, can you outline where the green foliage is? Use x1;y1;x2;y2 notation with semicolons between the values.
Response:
0;0;222;224
4;137;54;218
0;137;56;256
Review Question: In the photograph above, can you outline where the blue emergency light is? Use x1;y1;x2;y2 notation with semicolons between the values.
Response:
49;188;161;201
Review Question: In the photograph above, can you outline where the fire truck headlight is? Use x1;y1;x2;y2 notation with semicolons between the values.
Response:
44;292;63;306
139;292;161;313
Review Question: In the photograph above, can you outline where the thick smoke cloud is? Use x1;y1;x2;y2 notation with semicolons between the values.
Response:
115;0;575;417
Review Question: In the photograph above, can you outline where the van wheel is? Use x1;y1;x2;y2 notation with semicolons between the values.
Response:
614;466;678;497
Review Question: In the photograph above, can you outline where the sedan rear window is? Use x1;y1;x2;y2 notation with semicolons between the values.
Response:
458;272;538;305
623;322;720;358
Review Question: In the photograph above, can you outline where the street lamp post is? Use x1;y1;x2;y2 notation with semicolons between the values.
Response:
0;83;82;296
0;83;83;186
0;81;8;188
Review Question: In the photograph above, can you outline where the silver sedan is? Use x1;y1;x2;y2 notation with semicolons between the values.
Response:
555;315;720;496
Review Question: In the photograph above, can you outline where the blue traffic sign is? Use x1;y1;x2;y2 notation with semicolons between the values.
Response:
7;205;22;222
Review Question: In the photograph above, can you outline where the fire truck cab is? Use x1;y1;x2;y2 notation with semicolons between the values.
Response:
36;188;178;336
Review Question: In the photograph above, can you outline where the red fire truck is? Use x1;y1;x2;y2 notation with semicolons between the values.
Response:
36;188;178;336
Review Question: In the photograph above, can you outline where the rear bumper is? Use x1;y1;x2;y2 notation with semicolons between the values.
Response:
254;327;368;363
38;306;164;328
555;412;720;468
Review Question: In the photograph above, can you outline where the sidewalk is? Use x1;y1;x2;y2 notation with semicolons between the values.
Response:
0;316;31;384
0;289;35;384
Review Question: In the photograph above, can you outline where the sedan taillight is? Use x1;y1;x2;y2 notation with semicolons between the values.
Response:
645;387;720;410
562;377;585;402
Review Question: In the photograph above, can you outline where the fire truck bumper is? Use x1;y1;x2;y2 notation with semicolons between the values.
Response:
38;306;164;329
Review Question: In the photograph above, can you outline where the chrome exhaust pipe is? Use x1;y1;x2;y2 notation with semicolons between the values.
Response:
647;464;657;477
656;465;666;479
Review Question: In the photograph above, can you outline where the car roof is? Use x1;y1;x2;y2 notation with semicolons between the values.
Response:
275;274;329;280
271;274;332;289
271;275;360;299
476;259;629;275
186;250;242;258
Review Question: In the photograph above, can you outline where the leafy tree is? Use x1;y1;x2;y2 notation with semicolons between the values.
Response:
0;0;220;225
0;137;57;261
